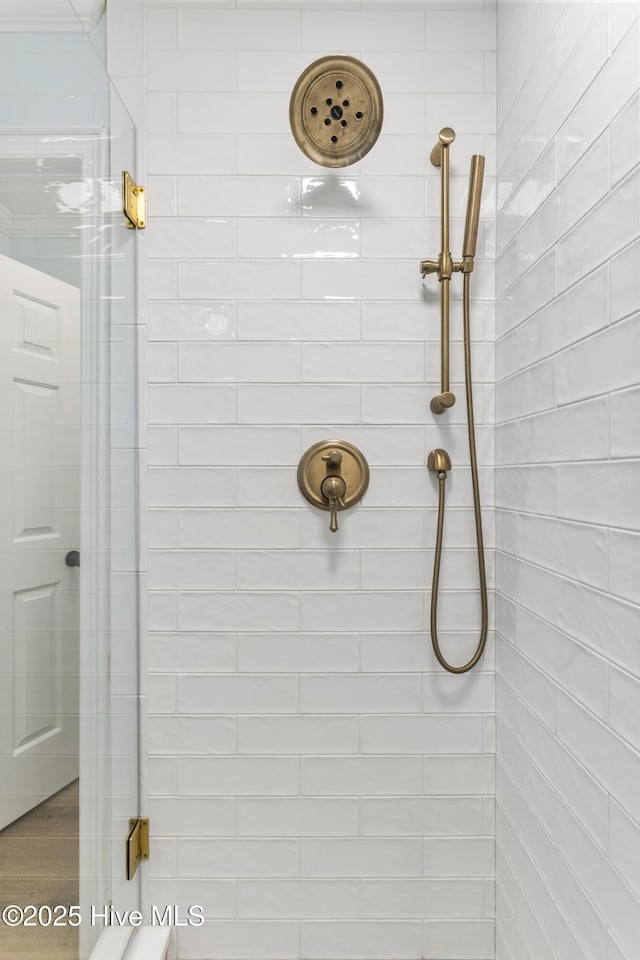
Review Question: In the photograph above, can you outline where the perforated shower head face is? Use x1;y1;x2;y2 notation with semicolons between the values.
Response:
289;56;384;168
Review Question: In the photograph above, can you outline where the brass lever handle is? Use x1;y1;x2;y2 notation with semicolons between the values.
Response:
321;475;347;533
328;496;346;532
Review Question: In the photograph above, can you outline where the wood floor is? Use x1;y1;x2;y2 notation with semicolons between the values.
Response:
0;780;79;959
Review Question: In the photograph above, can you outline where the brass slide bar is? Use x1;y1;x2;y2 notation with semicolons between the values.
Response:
421;127;456;414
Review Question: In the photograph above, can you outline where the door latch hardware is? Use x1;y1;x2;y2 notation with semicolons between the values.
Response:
126;817;149;880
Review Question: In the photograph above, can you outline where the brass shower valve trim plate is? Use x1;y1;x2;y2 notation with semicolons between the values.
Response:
298;439;369;533
290;56;383;168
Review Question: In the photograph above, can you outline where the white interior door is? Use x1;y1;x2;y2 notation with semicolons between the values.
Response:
0;254;80;831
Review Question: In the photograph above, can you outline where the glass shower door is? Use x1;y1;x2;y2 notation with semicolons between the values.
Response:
79;89;141;959
0;14;140;960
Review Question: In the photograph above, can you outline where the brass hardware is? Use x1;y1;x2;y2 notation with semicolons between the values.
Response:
462;154;485;267
427;448;452;475
429;126;455;167
126;817;149;881
322;449;343;468
421;256;465;281
321;475;347;532
429;284;488;674
420;259;440;277
298;439;369;533
289;56;383;168
422;132;487;413
430;391;456;415
122;171;146;230
422;127;488;674
423;127;457;412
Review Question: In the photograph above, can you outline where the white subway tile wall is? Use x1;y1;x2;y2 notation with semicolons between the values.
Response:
107;2;497;958
496;4;640;960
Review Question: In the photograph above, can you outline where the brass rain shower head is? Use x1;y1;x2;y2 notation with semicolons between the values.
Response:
289;55;383;168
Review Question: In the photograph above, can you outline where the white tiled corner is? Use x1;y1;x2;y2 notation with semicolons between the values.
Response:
496;2;640;958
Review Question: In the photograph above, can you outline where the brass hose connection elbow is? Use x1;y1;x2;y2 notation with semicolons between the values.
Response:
427;448;452;477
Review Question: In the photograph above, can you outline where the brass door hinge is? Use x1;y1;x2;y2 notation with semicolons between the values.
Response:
126;817;149;880
122;171;146;229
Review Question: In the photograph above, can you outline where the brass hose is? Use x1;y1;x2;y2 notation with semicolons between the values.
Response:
430;272;488;674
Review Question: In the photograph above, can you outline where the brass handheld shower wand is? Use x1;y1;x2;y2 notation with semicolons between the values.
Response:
421;129;488;675
463;154;485;263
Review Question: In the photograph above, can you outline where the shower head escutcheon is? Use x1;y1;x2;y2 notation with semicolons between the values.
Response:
289;56;383;168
